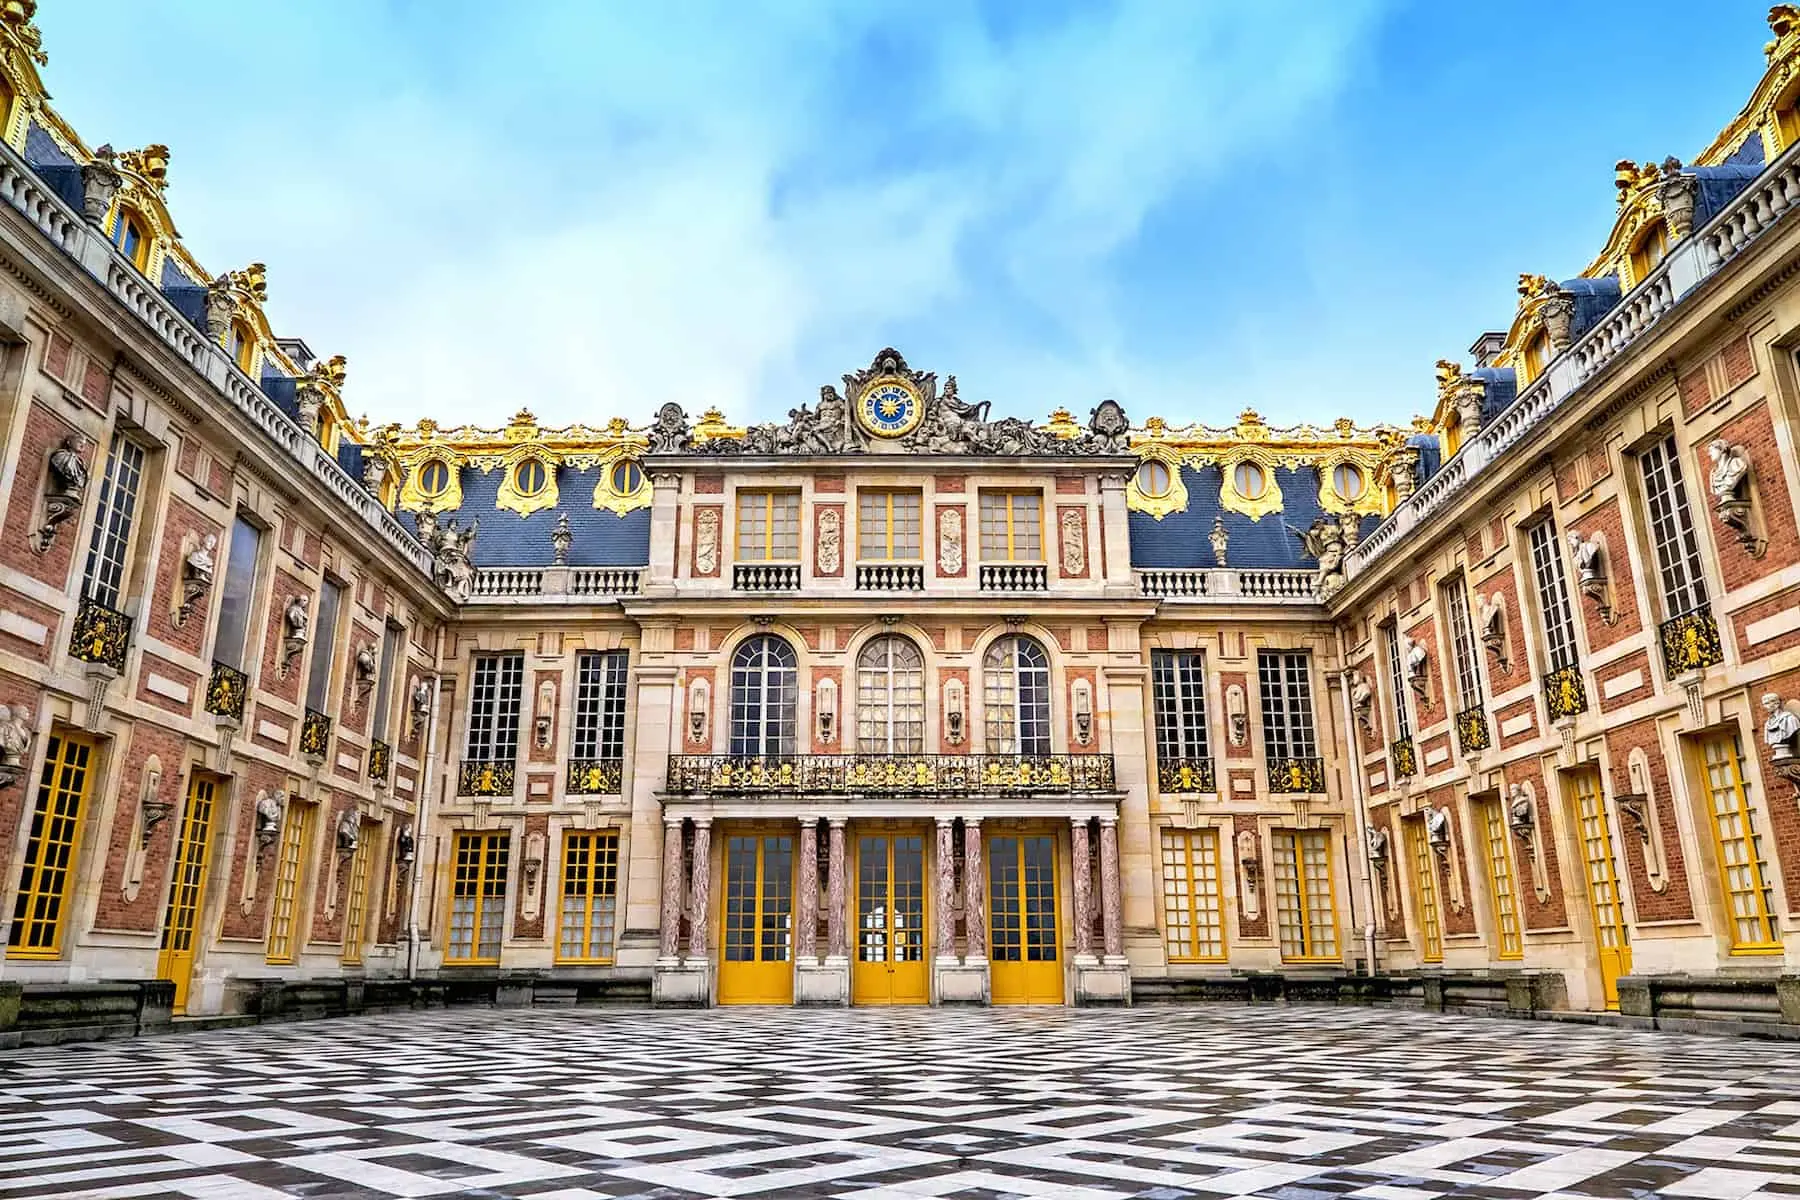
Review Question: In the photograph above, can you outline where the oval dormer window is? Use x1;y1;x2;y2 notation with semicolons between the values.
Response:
418;460;450;498
514;459;548;497
1233;462;1267;501
610;460;644;495
1135;460;1171;498
1331;463;1365;503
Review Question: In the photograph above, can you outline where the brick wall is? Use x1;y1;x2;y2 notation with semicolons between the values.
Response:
1571;499;1642;651
1709;401;1799;589
1602;718;1695;923
92;724;187;933
1232;815;1267;940
217;763;289;941
1;404;83;591
1506;759;1570;929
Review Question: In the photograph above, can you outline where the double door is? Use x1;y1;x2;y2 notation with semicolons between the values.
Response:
1565;769;1632;1008
852;832;928;1005
718;832;794;1005
156;777;217;1013
987;832;1064;1005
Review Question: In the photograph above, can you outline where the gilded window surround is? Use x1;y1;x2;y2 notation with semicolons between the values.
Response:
390;410;652;518
1695;5;1800;165
1582;161;1677;289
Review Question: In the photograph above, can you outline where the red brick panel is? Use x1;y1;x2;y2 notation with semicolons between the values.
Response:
1710;402;1799;589
513;813;550;941
1602;719;1695;923
307;790;357;945
1730;585;1800;662
1507;760;1569;930
1;405;84;591
693;473;723;494
1472;566;1529;682
1232;815;1268;940
1403;615;1445;718
1595;649;1653;716
135;653;198;720
1571;499;1642;651
0;672;40;877
1744;671;1800;908
146;498;222;657
0;588;60;665
1436;789;1476;937
257;570;310;706
92;724;187;934
1494;696;1537;749
218;764;290;941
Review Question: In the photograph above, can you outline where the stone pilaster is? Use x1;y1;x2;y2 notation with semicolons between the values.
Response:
935;816;956;962
657;816;682;963
963;818;986;960
1100;816;1125;961
826;818;847;961
1071;817;1094;961
797;817;819;963
686;818;711;962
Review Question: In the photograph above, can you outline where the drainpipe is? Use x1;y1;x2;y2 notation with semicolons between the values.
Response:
404;636;446;980
1335;626;1380;977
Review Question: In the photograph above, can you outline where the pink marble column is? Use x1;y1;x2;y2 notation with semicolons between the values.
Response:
687;818;712;960
934;817;956;960
797;817;819;963
963;818;986;959
1070;817;1093;960
826;818;847;959
658;817;683;961
1099;816;1124;959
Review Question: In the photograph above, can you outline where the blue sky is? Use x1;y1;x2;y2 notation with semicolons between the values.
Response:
35;2;1773;429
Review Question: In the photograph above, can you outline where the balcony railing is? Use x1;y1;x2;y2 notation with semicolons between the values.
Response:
1455;705;1491;755
69;594;130;672
1389;736;1417;779
367;738;391;783
666;753;1116;796
458;758;516;797
1137;568;1323;602
298;707;332;760
202;660;248;721
1268;756;1327;794
979;562;1048;592
467;566;644;600
1156;756;1216;794
734;563;801;592
1543;664;1588;720
856;562;925;591
567;757;624;795
1660;607;1725;675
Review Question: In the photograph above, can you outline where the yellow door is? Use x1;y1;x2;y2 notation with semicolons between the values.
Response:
1567;769;1632;1008
852;832;929;1005
718;832;794;1005
988;832;1063;1005
156;776;216;1013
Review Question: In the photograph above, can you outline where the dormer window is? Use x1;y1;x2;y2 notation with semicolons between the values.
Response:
417;459;451;501
1136;461;1172;498
227;320;257;375
1330;463;1364;504
609;459;643;496
1778;80;1800;151
108;207;150;270
1521;330;1551;383
513;458;548;498
1629;219;1669;284
1232;462;1267;501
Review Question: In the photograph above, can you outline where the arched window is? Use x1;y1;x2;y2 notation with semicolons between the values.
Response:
730;635;797;757
1629;219;1669;283
984;635;1050;756
856;635;924;754
108;206;150;270
228;319;257;375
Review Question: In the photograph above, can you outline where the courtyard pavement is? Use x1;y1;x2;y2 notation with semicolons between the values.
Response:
2;1005;1798;1199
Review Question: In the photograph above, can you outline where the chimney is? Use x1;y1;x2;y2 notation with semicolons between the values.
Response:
277;337;315;370
1468;331;1506;369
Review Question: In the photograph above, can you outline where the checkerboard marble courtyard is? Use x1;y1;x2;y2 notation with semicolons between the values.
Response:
4;1004;1800;1199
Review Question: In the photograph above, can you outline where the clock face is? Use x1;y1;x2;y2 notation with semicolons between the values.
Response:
858;380;922;438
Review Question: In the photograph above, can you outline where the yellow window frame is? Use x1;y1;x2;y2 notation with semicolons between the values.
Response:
1271;829;1341;963
1160;827;1227;963
1480;798;1523;960
556;830;620;964
857;489;922;561
1697;733;1781;954
266;801;314;964
1405;817;1444;963
977;489;1043;562
735;489;801;562
446;831;509;964
340;822;372;966
107;204;151;271
6;732;96;959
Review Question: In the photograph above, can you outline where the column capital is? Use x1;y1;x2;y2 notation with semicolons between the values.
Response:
693;816;713;828
800;813;821;827
935;814;955;828
828;816;848;829
663;815;682;830
964;815;983;829
1069;814;1089;829
1098;815;1118;828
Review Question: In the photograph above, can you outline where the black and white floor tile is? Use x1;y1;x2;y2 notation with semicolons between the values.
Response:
3;1003;1799;1198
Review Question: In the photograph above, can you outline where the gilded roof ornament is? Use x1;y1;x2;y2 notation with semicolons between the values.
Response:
119;145;170;193
225;262;267;303
1;1;47;66
1769;4;1800;62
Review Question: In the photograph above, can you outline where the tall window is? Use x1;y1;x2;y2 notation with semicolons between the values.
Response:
1405;817;1444;963
978;491;1042;561
856;635;925;754
6;733;94;958
1480;798;1523;959
1160;828;1226;962
736;490;800;562
573;650;629;761
1151;650;1210;765
212;515;263;671
1639;434;1710;620
557;831;619;963
370;621;403;742
983;635;1051;755
304;578;344;714
465;653;525;763
266;801;313;964
108;206;149;269
1382;623;1412;742
447;831;509;964
730;636;797;756
1441;575;1484;714
81;432;146;608
1698;733;1779;953
858;490;922;560
340;821;371;966
1271;830;1338;961
1527;518;1579;674
1257;650;1317;760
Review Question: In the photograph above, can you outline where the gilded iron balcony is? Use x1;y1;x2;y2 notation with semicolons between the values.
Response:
367;738;391;783
298;707;332;759
203;660;248;721
458;758;516;797
1660;606;1725;675
567;757;624;795
69;594;130;672
1455;704;1491;754
979;562;1048;592
665;753;1116;796
734;563;801;592
1268;756;1326;794
1389;736;1417;779
856;562;925;591
1156;756;1216;794
1543;664;1588;720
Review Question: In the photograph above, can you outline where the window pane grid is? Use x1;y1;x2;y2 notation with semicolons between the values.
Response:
1383;624;1412;740
340;822;371;965
1481;799;1523;959
1701;734;1779;951
1272;830;1338;961
858;490;921;560
1161;828;1225;961
978;491;1042;561
1641;436;1710;618
1406;817;1443;962
856;636;925;753
557;831;619;962
1570;770;1630;953
6;734;93;957
984;636;1050;755
213;516;263;671
730;636;798;756
266;803;312;964
159;778;215;956
1442;576;1484;709
737;491;800;561
1151;650;1211;761
573;651;629;759
465;653;525;761
81;434;145;608
304;579;343;713
447;832;509;963
1258;651;1317;760
1528;520;1579;672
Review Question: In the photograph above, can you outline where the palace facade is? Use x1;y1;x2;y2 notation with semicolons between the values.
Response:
3;3;1800;1027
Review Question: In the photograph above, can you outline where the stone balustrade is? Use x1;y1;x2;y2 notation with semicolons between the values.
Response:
1138;567;1321;603
466;566;644;602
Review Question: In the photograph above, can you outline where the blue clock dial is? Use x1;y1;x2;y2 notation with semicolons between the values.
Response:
858;381;922;438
